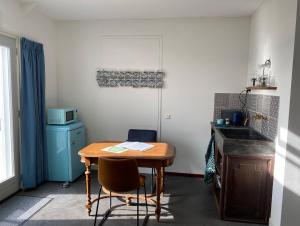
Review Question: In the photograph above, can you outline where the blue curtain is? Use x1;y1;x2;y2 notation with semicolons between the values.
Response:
20;38;46;189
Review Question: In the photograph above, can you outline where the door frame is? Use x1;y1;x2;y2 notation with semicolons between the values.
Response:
0;31;21;201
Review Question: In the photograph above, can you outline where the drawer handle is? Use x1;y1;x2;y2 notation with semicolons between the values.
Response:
72;141;76;145
76;131;81;135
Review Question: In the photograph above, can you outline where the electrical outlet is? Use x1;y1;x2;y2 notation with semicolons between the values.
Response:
164;114;171;119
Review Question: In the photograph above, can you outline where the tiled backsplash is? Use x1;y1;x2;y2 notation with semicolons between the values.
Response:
214;93;243;120
247;94;279;141
214;93;280;141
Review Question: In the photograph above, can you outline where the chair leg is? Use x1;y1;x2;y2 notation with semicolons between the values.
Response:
144;184;148;214
151;168;153;191
137;188;139;226
94;185;102;226
143;184;149;226
98;191;112;226
163;167;165;194
96;189;112;226
109;191;112;209
151;168;156;194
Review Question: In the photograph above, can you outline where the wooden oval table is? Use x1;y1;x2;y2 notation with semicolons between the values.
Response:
78;142;176;221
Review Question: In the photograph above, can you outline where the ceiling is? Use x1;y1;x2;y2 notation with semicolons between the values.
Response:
20;0;265;21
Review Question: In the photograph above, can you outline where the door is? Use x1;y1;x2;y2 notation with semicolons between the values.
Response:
0;33;19;201
80;36;162;141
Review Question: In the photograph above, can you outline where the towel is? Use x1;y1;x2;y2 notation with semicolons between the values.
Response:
204;134;215;184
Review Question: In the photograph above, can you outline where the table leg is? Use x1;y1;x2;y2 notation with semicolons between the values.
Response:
162;167;165;194
85;163;92;216
155;166;162;221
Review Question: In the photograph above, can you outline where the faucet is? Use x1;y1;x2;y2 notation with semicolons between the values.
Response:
253;113;268;120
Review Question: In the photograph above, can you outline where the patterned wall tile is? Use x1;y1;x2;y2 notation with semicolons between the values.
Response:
247;95;257;112
261;118;269;136
214;93;229;108
267;117;278;141
270;96;280;118
248;111;256;128
214;107;222;121
254;118;262;132
262;95;272;116
222;109;243;120
229;94;243;109
256;95;263;113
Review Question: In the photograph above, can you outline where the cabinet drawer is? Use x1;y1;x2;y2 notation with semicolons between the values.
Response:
69;127;85;151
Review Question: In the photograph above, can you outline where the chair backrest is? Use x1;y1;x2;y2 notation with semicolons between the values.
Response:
128;129;157;142
98;158;140;192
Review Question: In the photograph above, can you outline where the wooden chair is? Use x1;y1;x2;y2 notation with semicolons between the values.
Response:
94;158;149;226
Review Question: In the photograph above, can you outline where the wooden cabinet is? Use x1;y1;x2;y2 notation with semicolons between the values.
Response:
213;142;274;224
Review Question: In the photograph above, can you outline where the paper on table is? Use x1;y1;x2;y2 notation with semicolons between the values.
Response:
115;142;154;151
102;146;128;153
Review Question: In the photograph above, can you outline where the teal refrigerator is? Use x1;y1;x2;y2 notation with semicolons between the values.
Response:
46;121;86;182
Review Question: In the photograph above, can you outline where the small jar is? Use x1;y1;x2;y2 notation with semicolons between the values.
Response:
225;118;230;125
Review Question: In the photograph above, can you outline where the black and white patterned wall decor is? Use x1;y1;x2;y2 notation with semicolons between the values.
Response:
96;70;165;88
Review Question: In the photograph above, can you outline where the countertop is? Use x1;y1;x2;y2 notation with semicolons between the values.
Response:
211;122;275;156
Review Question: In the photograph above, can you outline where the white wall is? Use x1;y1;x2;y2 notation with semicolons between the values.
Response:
247;0;298;225
0;0;57;107
280;2;300;225
56;18;250;174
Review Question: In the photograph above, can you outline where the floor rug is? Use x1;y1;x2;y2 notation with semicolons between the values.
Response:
0;195;52;226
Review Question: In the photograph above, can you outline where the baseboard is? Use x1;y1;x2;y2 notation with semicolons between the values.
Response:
165;171;204;178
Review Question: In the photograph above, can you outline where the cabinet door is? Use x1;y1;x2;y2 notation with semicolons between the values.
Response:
46;130;69;181
69;127;85;151
224;156;272;222
68;127;86;181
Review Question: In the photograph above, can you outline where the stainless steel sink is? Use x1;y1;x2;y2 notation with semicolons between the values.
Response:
219;128;268;141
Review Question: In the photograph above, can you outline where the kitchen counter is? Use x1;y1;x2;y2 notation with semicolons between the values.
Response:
211;123;275;156
210;122;275;224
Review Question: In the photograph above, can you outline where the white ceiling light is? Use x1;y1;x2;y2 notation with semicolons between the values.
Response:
19;0;265;21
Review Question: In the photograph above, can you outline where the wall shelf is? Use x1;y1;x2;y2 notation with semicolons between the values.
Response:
246;86;277;91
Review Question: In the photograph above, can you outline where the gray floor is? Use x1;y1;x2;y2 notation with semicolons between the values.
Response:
11;172;260;226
